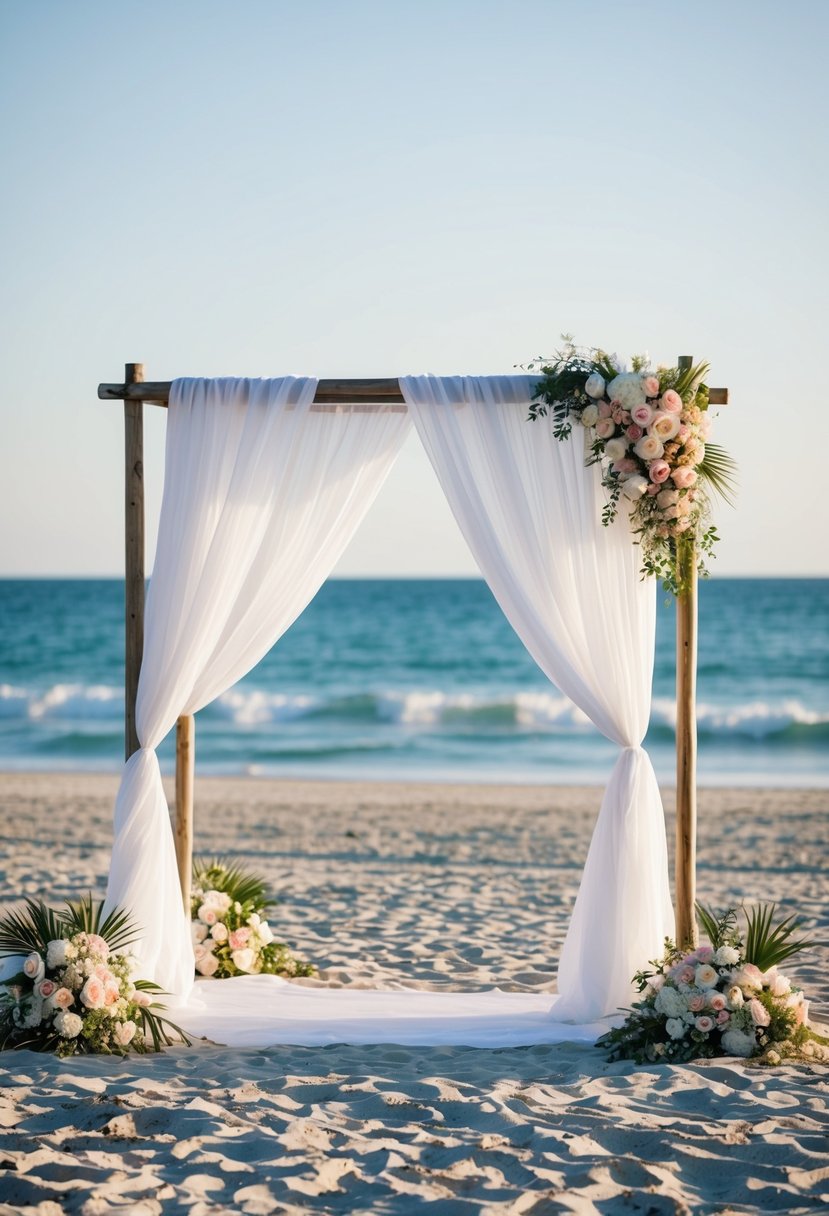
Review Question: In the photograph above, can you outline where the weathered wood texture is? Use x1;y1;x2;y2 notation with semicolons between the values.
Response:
99;378;730;407
124;364;144;760
674;355;699;949
175;714;195;913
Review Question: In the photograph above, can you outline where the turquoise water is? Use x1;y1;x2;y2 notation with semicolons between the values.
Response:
0;578;826;786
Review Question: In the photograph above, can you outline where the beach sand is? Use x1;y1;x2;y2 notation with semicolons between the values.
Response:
0;772;827;1214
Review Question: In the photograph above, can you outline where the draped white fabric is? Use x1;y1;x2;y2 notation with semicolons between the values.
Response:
105;378;412;1000
400;375;674;1021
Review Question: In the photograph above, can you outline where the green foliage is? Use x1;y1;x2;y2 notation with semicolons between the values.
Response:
193;857;272;911
695;902;739;951
698;443;738;507
0;898;66;956
743;903;815;971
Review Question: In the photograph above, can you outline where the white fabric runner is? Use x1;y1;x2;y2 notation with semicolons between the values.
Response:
400;375;674;1022
105;378;411;1000
176;977;617;1048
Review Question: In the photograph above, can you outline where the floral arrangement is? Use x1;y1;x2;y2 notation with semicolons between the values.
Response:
0;896;187;1056
527;339;736;595
191;857;315;980
598;902;827;1065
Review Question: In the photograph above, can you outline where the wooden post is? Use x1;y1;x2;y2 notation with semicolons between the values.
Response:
124;363;145;760
175;714;195;914
675;355;698;948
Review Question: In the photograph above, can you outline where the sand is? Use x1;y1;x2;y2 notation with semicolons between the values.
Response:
0;772;827;1214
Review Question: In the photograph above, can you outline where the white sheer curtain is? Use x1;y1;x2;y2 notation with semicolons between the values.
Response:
105;377;411;1001
400;375;674;1021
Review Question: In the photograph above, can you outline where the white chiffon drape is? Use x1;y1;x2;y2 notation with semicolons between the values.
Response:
400;375;674;1021
105;377;411;1000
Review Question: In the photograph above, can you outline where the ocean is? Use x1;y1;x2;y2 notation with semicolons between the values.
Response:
0;578;826;788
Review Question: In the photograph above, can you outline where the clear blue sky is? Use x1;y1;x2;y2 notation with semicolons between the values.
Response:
1;0;826;576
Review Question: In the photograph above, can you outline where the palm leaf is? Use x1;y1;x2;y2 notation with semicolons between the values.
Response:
698;442;738;507
60;895;140;951
695;902;738;950
0;899;65;956
742;903;815;971
675;359;710;399
193;856;273;909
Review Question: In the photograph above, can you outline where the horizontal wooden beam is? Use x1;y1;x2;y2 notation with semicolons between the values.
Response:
99;379;729;407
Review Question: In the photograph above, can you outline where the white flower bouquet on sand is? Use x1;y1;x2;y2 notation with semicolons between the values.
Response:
0;896;187;1056
598;903;827;1064
191;858;315;980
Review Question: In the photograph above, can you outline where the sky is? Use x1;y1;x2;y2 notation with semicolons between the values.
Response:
1;0;827;578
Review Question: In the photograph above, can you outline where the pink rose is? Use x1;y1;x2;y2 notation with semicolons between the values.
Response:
626;424;643;441
633;434;664;461
80;975;106;1010
708;992;727;1012
595;418;616;440
696;947;714;963
228;928;251;951
749;998;770;1027
677;966;695;986
86;935;110;959
38;979;57;999
660;389;683;413
677;423;691;441
53;987;74;1009
687;993;706;1012
695;1015;715;1033
649;459;671;484
631;404;655;428
671;467;697;490
611;407;624;424
597;401;612;419
716;1010;730;1024
646;483;659;496
612;457;638;477
642;376;660;398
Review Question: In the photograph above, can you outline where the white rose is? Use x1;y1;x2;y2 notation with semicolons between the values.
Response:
621;475;649;500
769;972;791;997
23;952;46;984
656;488;679;510
247;913;261;928
580;404;599;427
649;411;681;441
607;373;647;409
191;921;208;944
721;1027;757;1058
196;953;220;977
633;434;664;462
54;1010;83;1039
210;922;229;943
726;985;744;1010
46;940;69;970
694;964;719;989
713;945;739;967
584;373;606;399
604;437;629;463
113;1020;137;1047
257;922;274;946
198;904;218;926
665;1017;687;1040
231;948;256;974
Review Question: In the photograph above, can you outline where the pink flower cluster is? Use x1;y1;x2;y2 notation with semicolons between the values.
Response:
578;369;711;541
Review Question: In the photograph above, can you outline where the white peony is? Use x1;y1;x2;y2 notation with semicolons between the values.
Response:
655;986;686;1018
584;373;606;399
54;1010;83;1039
46;940;69;969
721;1027;757;1058
231;948;256;974
604;437;629;463
665;1017;687;1040
580;404;599;427
607;373;647;409
713;945;739;966
621;475;649;500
